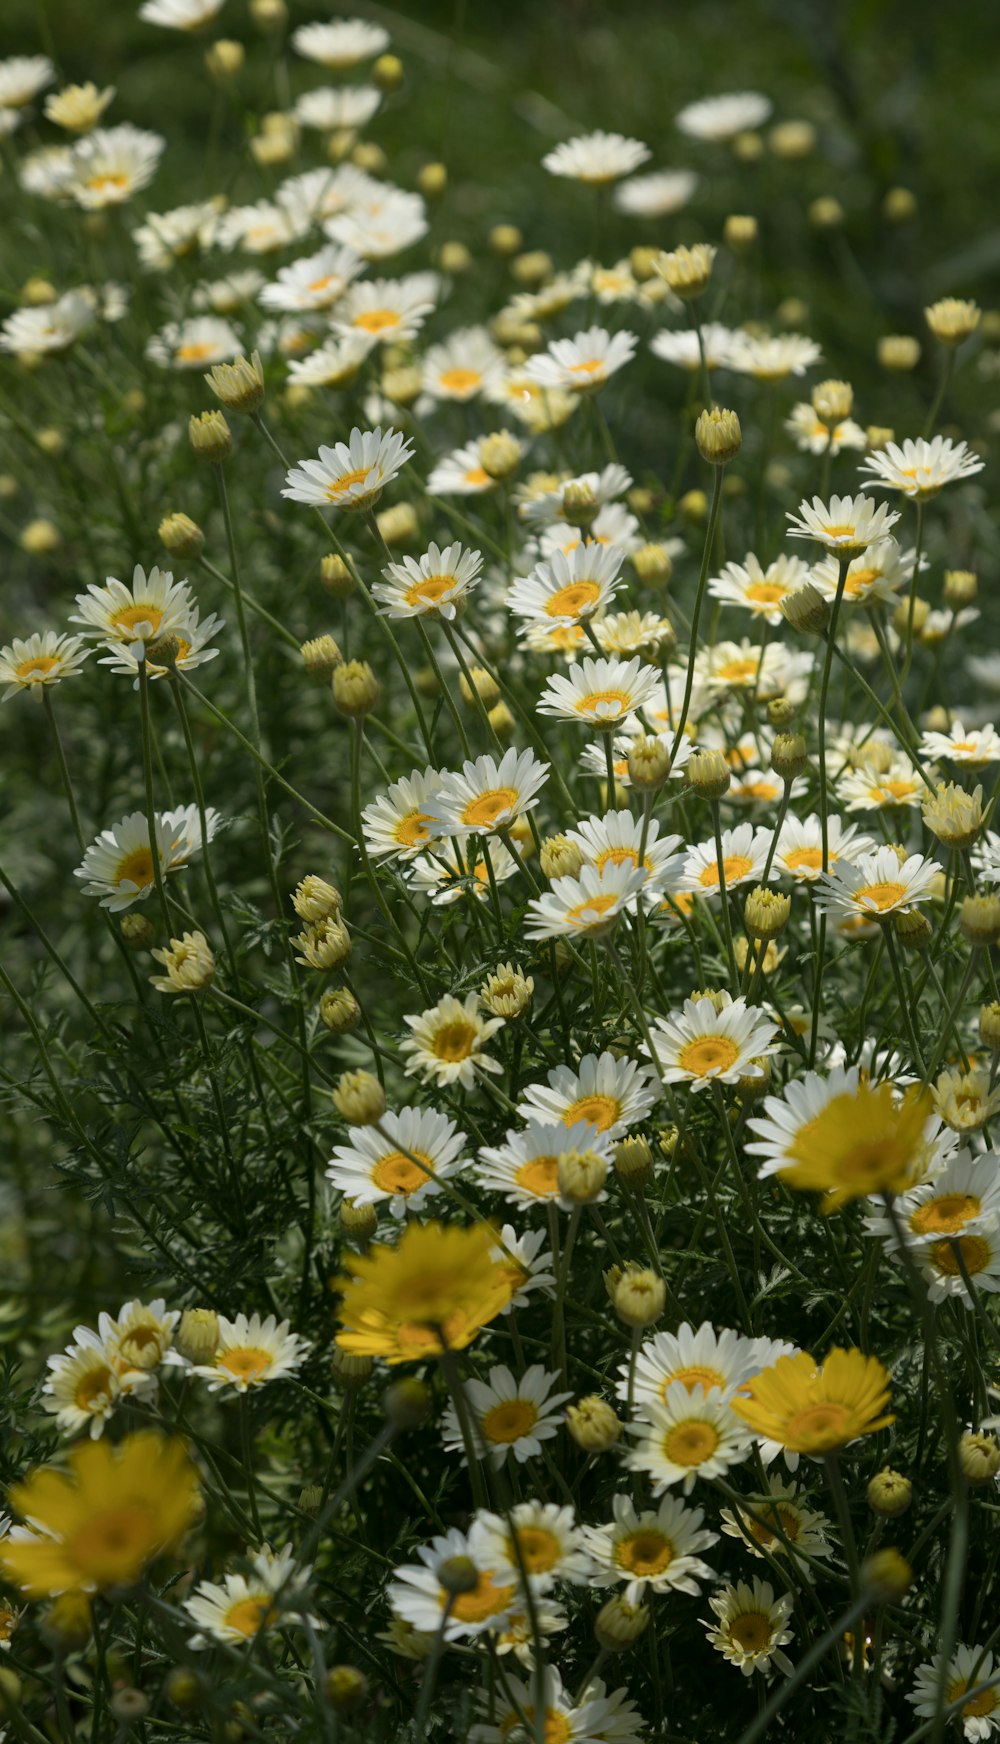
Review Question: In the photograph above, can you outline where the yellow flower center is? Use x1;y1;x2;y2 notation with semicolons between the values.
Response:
353;308;401;333
15;655;59;679
784;1402;852;1452
372;1150;432;1195
325;466;372;499
676;1035;740;1077
947;1680;999;1721
716;658;760;684
662;1418;720;1467
448;1569;516;1624
930;1233;991;1277
729;1610;773;1653
438;367;482;394
745;582;787;605
480;1398;539;1445
822;523;859;539
431;1020;478;1062
69;1506;158;1586
407;575;459;610
224;1595;277;1637
544;580;602;618
461;786;519;829
594;846;642;872
395;810;432;848
844;567;879;597
177;342;218;363
577;688;630;718
784;846;824;873
564;891;620;926
464;466;491;487
514;1155;560;1197
110;603;163;637
75;1365;115;1411
86;173;128;194
661;1363;728;1398
745;1504;800;1548
875;779;918;801
698;854;754;887
569;357;605;375
853;879;906;912
909;1194;981;1236
501;1711;572;1744
562;1093;620;1132
510;1526;561;1574
114;847;156;891
217;1347;274;1382
616;1529;674;1577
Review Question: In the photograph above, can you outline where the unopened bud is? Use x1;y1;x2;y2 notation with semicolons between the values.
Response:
331;1349;373;1387
867;1469;913;1517
188;409;232;462
566;1395;622;1451
301;635;342;676
417;162;447;199
657;242;716;300
175;1309;220;1364
744;887;791;940
383;1377;432;1429
110;1689;149;1724
333;1069;385;1125
159;512;205;559
479;431;522;481
562;481;599;528
376;502;419;548
325;1667;368;1714
613;1267;665;1327
959;894;1000;946
321;988;361;1033
372;52;404;92
877;334;921;372
632;543;673;585
557;1149;608;1205
925;297;980;346
687;749;731;799
120;913;155;950
627;734;672;791
613;1136;654;1191
540;835;584;880
862;1549;912;1601
320;553;356;598
811;379;853;423
489;223;522;256
595;1595;650;1650
205;39;245;80
781;584;828;634
895;909;932;950
944;569;977;608
437;1555;479;1595
883;186;917;223
695;406;742;465
959;1430;1000;1484
458;665;499;709
980;1002;1000;1050
480;961;533;1020
339;1198;378;1241
333;660;379;717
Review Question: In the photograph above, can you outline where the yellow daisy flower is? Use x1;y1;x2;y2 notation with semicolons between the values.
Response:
334;1220;515;1364
731;1348;894;1455
776;1079;931;1212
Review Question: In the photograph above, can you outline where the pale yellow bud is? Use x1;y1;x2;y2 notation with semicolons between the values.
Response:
959;894;1000;947
566;1395;622;1451
863;1549;912;1601
944;569;977;608
780;583;828;634
176;1308;220;1364
372;52;404;92
382;366;422;407
149;931;215;995
883;187;917;223
20;518;60;554
595;1595;650;1650
458;666;500;709
488;700;516;737
438;241;472;275
294;917;351;970
333;660;379;717
339;1198;377;1240
732;130;765;162
770;732;808;780
301;635;342;676
489;223;522;256
809;196;843;229
980;1002;1000;1050
292;875;342;923
320;988;361;1034
540;835;584;880
376;502;419;547
867;1468;913;1517
557;1149;608;1205
878;335;921;372
44;82;114;132
205;350;264;414
511;250;553;286
744;887;791;940
770;119;817;158
811;379;853;423
205;39;245;80
325;1668;368;1715
632;543;673;585
627;734;673;792
479;430;522;481
686;748;731;799
925;297;981;346
613;1267;665;1327
417;162;447;198
320;553;356;598
922;782;985;850
250;0;286;28
331;1348;373;1386
695;406;741;465
188;409;232;462
656;242;716;299
480;962;534;1020
159;512;205;559
678;488;707;522
333;1070;385;1126
723;214;758;252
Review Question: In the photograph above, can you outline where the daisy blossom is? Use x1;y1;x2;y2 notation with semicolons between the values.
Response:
676;92;772;140
282;427;414;511
373;542;483;620
708;553;812;623
643;995;779;1092
537;655;660;728
860;435;984;498
443;1365;572;1467
326;1106;466;1218
524;326;637;394
786;493;901;553
678;822;777;897
525;861;648;940
400;993;504;1090
470;1503;592;1588
582;1492;718;1603
189;1314;307;1393
475;1119;613;1209
705;1578;794;1678
518;1051;658;1137
508;544;625;629
0;632;89;701
388;1527;518;1642
542;131;650;184
615;168;698;217
424;748;549;837
626;1383;752;1494
908;1644;1000;1740
816;845;939;918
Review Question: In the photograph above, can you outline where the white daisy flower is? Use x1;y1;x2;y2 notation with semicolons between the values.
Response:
286;334;371;388
643;994;779;1092
678;822;777;898
424;747;549;838
705;1577;795;1678
426;439;501;496
860;435;984;498
535;502;643;561
785;402;867;454
133;201;220;272
866;1148;1000;1250
593;610;675;659
537;654;660;729
787;493;901;553
508;544;625;630
330;272;436;345
258;243;364;314
324;190;429;261
475;1119;612;1209
816;844;939;919
326;1106;465;1218
524;325;638;394
42;1330;121;1439
695;638;812;703
443;1364;572;1467
400;992;505;1090
920;719;1000;767
73;807;217;911
567;809;685;904
676;91;772;140
616;1321;767;1411
838;756;924;812
388;1527;518;1642
626;1383;752;1494
580;730;692;790
373;541;483;620
727;769;784;808
810;537;916;605
99;1298;179;1380
719;1476;832;1572
145;316;241;370
291;19;390;68
139;0;224;27
773;813;875;881
361;767;440;860
65;123;165;209
489;1598;569;1669
517;1050;658;1138
708;553;812;623
0;631;90;701
518;464;632;531
729;332;822;380
0;290;95;355
469;1669;644;1744
973;832;1000;886
189;1313;307;1393
615;168;698;217
542;130;650;184
470;1502;591;1588
582;1492;718;1603
216;200;304;255
292;85;381;132
525;861;647;941
97;606;223;685
194;269;266;313
0;54;54;108
406;838;518;907
282;426;414;511
70;564;193;658
650;321;744;372
185;1545;317;1648
421;327;505;403
908;1644;1000;1741
491;1225;557;1310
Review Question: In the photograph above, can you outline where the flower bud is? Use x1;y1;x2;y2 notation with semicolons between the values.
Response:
373;52;404;92
417;162;447;198
383;1377;432;1429
883;186;917;223
770;732;808;781
613;1267;665;1327
566;1395;622;1451
770;119;816;158
458;665;500;709
656;242;716;300
321;988;360;1033
557;1149;608;1205
678;488;707;522
438;241;472;275
624;734;670;793
614;1136;653;1191
877;335;921;372
298;1483;323;1516
164;1668;207;1713
895;909;932;950
320;553;356;598
120;913;155;950
923;783;985;851
562;480;599;528
811;379;853;423
0;1672;20;1716
809;196;843;229
301;635;342;677
382;365;422;407
780;584;828;635
159;512;205;559
489;700;515;737
331;1349;373;1388
732;130;764;162
594;1595;650;1650
325;1667;368;1714
377;502;419;547
628;245;660;282
959;1430;1000;1484
20;518;60;554
944;569;977;609
738;1055;772;1100
862;1549;912;1601
479;430;522;481
333;1070;386;1125
189;409;232;462
686;748;731;799
925;297;980;345
489;223;522;256
437;1556;479;1595
175;1309;220;1364
150;932;215;994
205;39;245;80
867;1468;913;1517
293;875;342;923
511;249;552;286
333;660;379;717
481;962;534;1019
540;835;584;880
250;0;286;29
339;1198;378;1241
695;406;742;465
294;917;351;970
110;1689;149;1724
744;887;791;940
981;1002;1000;1050
959;895;1000;947
723;214;758;252
632;543;673;585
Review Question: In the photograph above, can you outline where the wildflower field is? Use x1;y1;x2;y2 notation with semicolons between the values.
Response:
5;1;1000;1739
